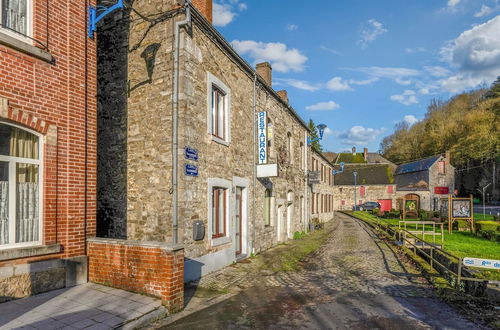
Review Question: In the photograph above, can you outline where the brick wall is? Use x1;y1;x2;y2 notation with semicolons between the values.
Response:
87;238;184;312
0;1;96;264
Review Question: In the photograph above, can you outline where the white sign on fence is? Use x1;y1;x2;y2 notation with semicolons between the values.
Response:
463;257;500;270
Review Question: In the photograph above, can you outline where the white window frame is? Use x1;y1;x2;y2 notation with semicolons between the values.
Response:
0;0;33;43
0;121;44;249
208;178;231;247
207;72;231;146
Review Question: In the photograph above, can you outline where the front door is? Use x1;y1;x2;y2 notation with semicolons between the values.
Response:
235;187;243;256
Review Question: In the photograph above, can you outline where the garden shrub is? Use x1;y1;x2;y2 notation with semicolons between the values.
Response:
418;209;428;220
293;231;307;240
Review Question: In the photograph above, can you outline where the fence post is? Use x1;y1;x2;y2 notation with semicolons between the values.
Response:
457;258;462;289
430;247;433;271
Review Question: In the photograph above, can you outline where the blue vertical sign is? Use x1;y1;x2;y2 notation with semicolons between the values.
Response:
258;111;267;164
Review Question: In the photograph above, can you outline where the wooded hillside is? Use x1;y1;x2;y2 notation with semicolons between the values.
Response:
380;80;500;166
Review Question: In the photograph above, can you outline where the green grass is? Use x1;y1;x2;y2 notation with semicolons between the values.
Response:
474;213;496;221
351;211;499;259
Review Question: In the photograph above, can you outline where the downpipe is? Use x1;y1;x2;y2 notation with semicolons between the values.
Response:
172;2;192;245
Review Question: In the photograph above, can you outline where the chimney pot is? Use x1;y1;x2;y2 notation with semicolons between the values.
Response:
277;90;288;103
192;0;213;24
256;62;272;86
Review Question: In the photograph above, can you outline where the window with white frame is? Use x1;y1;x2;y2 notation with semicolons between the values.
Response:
0;0;31;37
212;187;227;238
207;73;231;145
0;122;42;248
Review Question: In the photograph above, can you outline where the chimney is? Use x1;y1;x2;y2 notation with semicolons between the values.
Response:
364;148;368;162
277;90;288;103
256;62;272;86
352;146;356;155
445;150;451;164
192;0;213;23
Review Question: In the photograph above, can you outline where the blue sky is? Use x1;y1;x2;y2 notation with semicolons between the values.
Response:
211;0;500;153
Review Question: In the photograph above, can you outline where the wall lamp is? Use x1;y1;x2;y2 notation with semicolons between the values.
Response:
307;123;327;145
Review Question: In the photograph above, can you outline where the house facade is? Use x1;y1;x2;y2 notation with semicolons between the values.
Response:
394;153;455;211
98;0;312;282
310;149;335;222
0;1;96;301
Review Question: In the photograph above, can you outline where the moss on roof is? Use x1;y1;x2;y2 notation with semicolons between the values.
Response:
334;164;394;185
337;153;366;164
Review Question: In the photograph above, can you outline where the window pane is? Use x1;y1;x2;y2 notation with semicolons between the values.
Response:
2;0;28;35
0;161;8;245
16;163;39;243
218;189;224;235
264;190;270;226
211;89;217;135
217;94;224;139
0;124;39;159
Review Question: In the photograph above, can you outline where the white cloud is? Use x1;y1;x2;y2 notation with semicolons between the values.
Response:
358;19;388;48
403;115;419;125
320;45;343;56
419;88;430;95
405;47;427;54
213;0;247;27
305;101;341;111
448;0;461;8
326;77;353;91
424;66;451;78
338;126;386;145
286;24;298;31
231;40;308;73
390;90;419;105
349;66;420;80
439;15;500;92
274;78;320;91
395;77;412;85
349;77;379;85
475;5;493;17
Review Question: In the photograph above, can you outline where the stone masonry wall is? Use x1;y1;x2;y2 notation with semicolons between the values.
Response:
334;185;397;211
311;152;335;223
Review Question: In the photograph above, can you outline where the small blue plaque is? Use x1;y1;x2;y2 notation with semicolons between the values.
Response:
184;147;199;161
185;164;198;177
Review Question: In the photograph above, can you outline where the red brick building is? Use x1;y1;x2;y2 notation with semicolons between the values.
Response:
0;0;96;300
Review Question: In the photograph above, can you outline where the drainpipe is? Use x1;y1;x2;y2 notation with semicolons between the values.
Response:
172;2;192;245
252;73;257;254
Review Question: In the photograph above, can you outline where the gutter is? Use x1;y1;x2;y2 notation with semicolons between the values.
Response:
171;2;192;245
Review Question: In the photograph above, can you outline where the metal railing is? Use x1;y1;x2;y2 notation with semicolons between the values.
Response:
365;214;495;289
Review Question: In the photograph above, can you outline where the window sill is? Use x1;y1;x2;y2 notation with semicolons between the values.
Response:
210;135;230;147
211;236;231;247
0;31;53;63
0;244;61;262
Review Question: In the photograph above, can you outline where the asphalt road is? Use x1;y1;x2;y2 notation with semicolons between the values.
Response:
474;204;500;216
162;213;483;330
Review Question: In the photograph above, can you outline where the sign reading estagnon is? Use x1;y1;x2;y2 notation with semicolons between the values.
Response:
258;111;267;164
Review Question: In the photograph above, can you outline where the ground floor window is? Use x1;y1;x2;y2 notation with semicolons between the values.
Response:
264;189;271;226
212;187;227;238
0;123;42;247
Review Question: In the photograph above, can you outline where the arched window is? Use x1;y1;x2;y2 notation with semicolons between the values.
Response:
287;132;293;164
267;118;273;159
264;189;271;226
0;122;42;247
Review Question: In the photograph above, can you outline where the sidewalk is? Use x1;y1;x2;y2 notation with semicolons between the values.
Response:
0;283;165;330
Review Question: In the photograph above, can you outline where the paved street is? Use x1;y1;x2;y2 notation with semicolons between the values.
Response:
159;213;482;329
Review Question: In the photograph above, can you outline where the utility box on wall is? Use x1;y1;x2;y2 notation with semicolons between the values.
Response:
193;221;205;241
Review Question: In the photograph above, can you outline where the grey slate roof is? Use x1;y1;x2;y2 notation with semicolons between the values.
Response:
394;155;441;175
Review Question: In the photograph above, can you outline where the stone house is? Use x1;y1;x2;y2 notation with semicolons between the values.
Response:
394;153;455;211
98;0;312;283
0;1;97;301
333;147;396;211
310;149;335;223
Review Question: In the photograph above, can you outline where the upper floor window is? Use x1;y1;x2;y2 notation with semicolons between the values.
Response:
207;73;231;145
438;161;445;174
267;118;274;158
1;0;31;38
299;142;304;170
0;122;42;248
287;132;293;164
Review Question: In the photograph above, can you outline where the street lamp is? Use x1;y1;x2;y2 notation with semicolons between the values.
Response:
307;123;327;145
353;171;358;210
477;183;491;220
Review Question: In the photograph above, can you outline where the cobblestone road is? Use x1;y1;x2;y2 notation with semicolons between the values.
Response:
160;213;483;329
